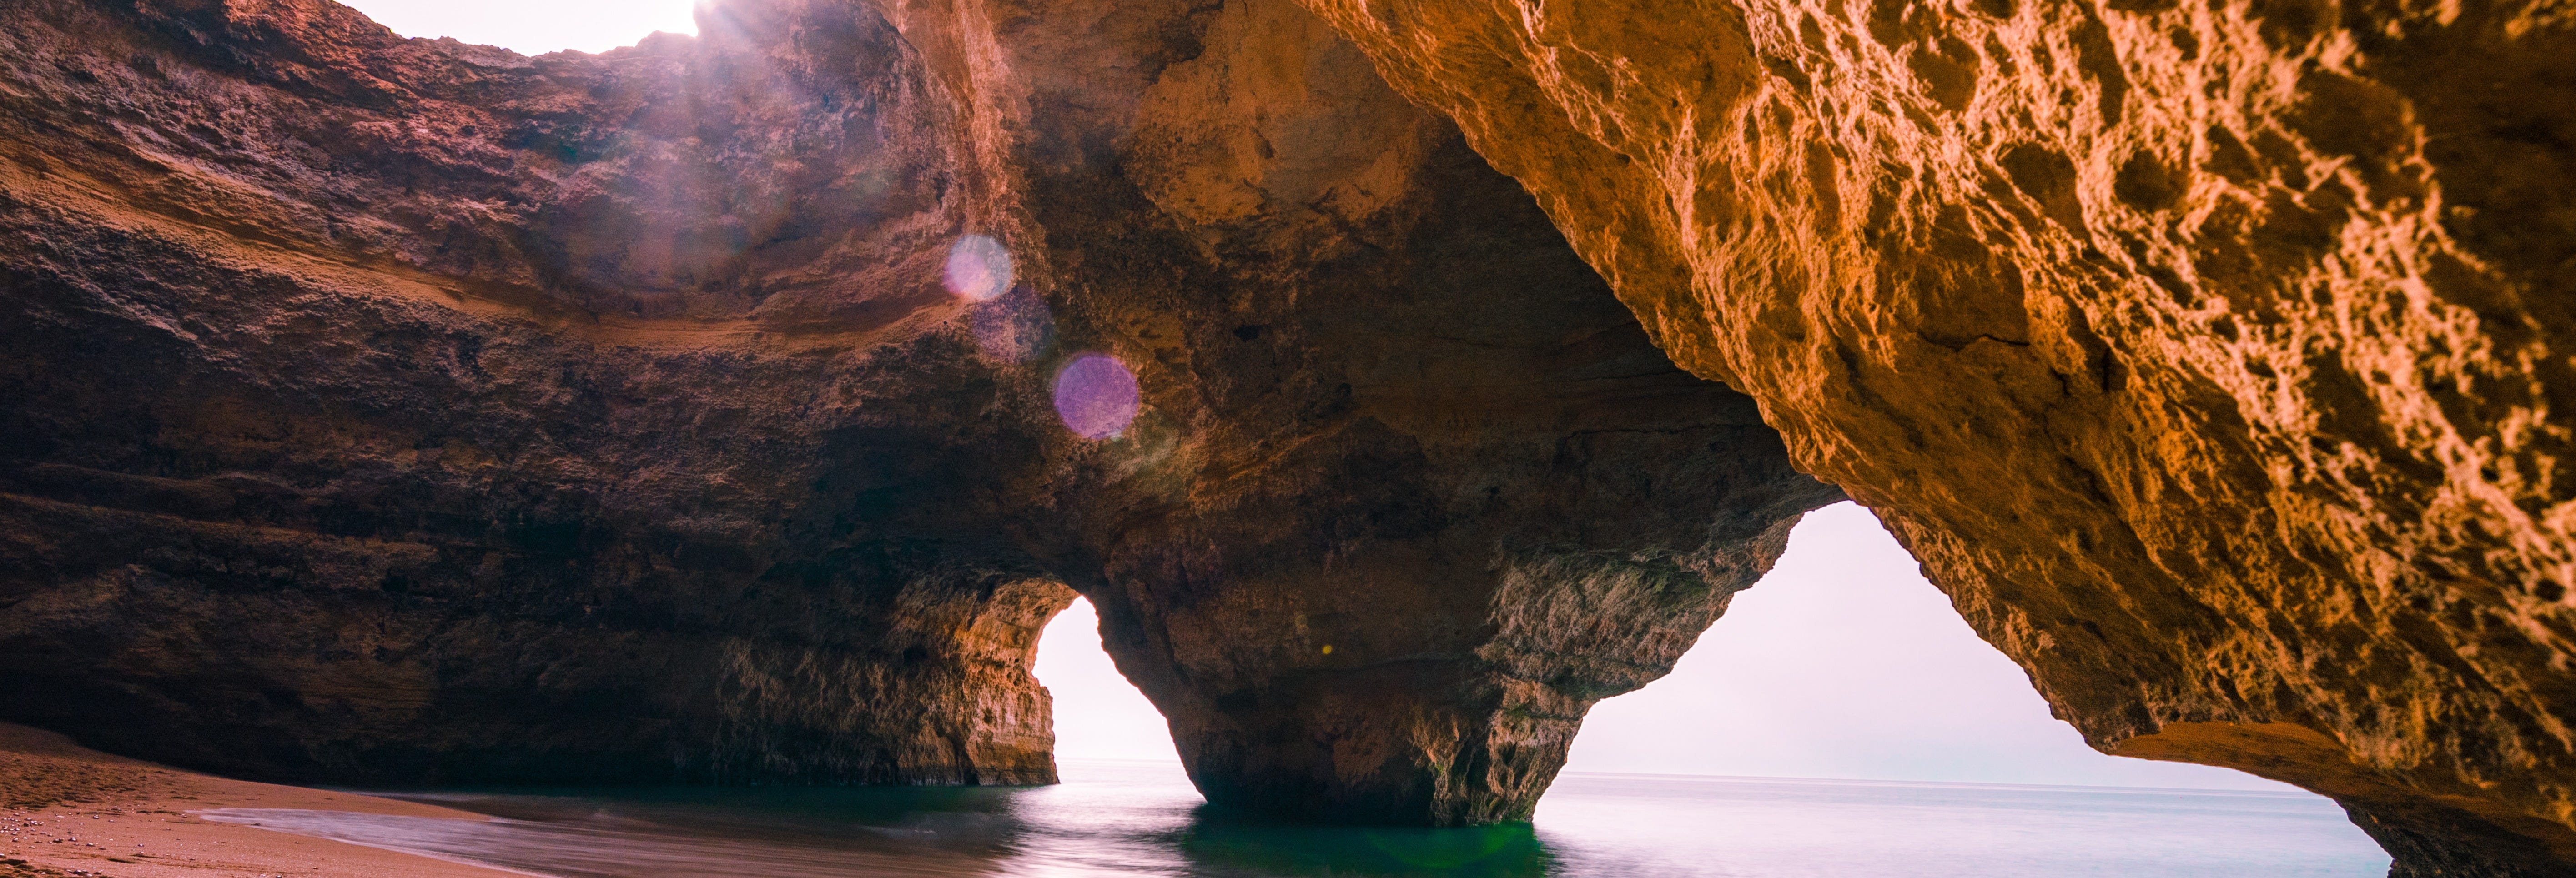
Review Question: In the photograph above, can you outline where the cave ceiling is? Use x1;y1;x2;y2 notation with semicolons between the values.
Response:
0;0;2568;875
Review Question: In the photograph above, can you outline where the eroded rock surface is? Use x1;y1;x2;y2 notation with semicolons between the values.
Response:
0;0;1077;784
8;0;2571;868
1285;0;2576;871
941;0;1841;821
0;0;1836;823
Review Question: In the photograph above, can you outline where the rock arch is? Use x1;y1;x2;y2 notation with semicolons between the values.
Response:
0;0;2567;874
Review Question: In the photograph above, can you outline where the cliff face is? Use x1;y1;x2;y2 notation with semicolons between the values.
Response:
0;0;1079;784
0;0;1836;823
1282;0;2576;872
3;0;2571;871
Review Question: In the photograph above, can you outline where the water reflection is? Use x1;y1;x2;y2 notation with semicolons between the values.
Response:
201;763;1556;878
198;761;2387;878
204;784;1030;878
1168;811;1552;878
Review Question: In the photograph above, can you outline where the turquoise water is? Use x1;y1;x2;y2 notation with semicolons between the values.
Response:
201;759;2392;877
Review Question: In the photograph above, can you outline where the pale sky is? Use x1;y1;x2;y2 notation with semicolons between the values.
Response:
1039;502;2299;792
337;0;699;55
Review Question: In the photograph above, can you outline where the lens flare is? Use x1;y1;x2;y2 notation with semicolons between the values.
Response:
943;234;1013;301
1053;354;1140;440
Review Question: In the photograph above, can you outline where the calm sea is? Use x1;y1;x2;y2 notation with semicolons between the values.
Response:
201;759;2392;877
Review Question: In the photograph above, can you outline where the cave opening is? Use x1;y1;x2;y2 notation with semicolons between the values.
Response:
1567;501;2304;790
1032;596;1180;766
1;0;2556;872
1022;503;2358;791
1011;505;2398;873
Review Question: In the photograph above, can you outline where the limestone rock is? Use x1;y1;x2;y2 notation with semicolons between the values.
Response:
0;0;1072;785
1285;0;2576;871
10;0;2573;869
0;0;1838;825
890;0;1842;823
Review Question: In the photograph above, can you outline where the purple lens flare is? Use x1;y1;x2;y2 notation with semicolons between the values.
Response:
1053;354;1141;440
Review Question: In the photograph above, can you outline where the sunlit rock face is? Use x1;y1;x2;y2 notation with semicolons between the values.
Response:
1282;0;2575;872
13;0;2569;867
0;0;1838;822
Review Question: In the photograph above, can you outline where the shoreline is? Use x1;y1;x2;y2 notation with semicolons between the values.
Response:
0;722;522;878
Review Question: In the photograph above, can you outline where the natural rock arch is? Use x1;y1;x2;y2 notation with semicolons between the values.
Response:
0;0;2567;875
1277;0;2576;873
0;0;1833;822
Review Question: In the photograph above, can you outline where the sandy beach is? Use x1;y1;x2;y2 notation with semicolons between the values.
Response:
0;723;522;878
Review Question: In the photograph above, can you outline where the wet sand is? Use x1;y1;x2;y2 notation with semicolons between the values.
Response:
0;722;522;878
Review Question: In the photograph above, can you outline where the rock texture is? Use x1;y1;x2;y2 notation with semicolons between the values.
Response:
7;0;2573;869
0;0;1078;785
947;0;1841;821
0;0;1835;825
1283;0;2576;872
